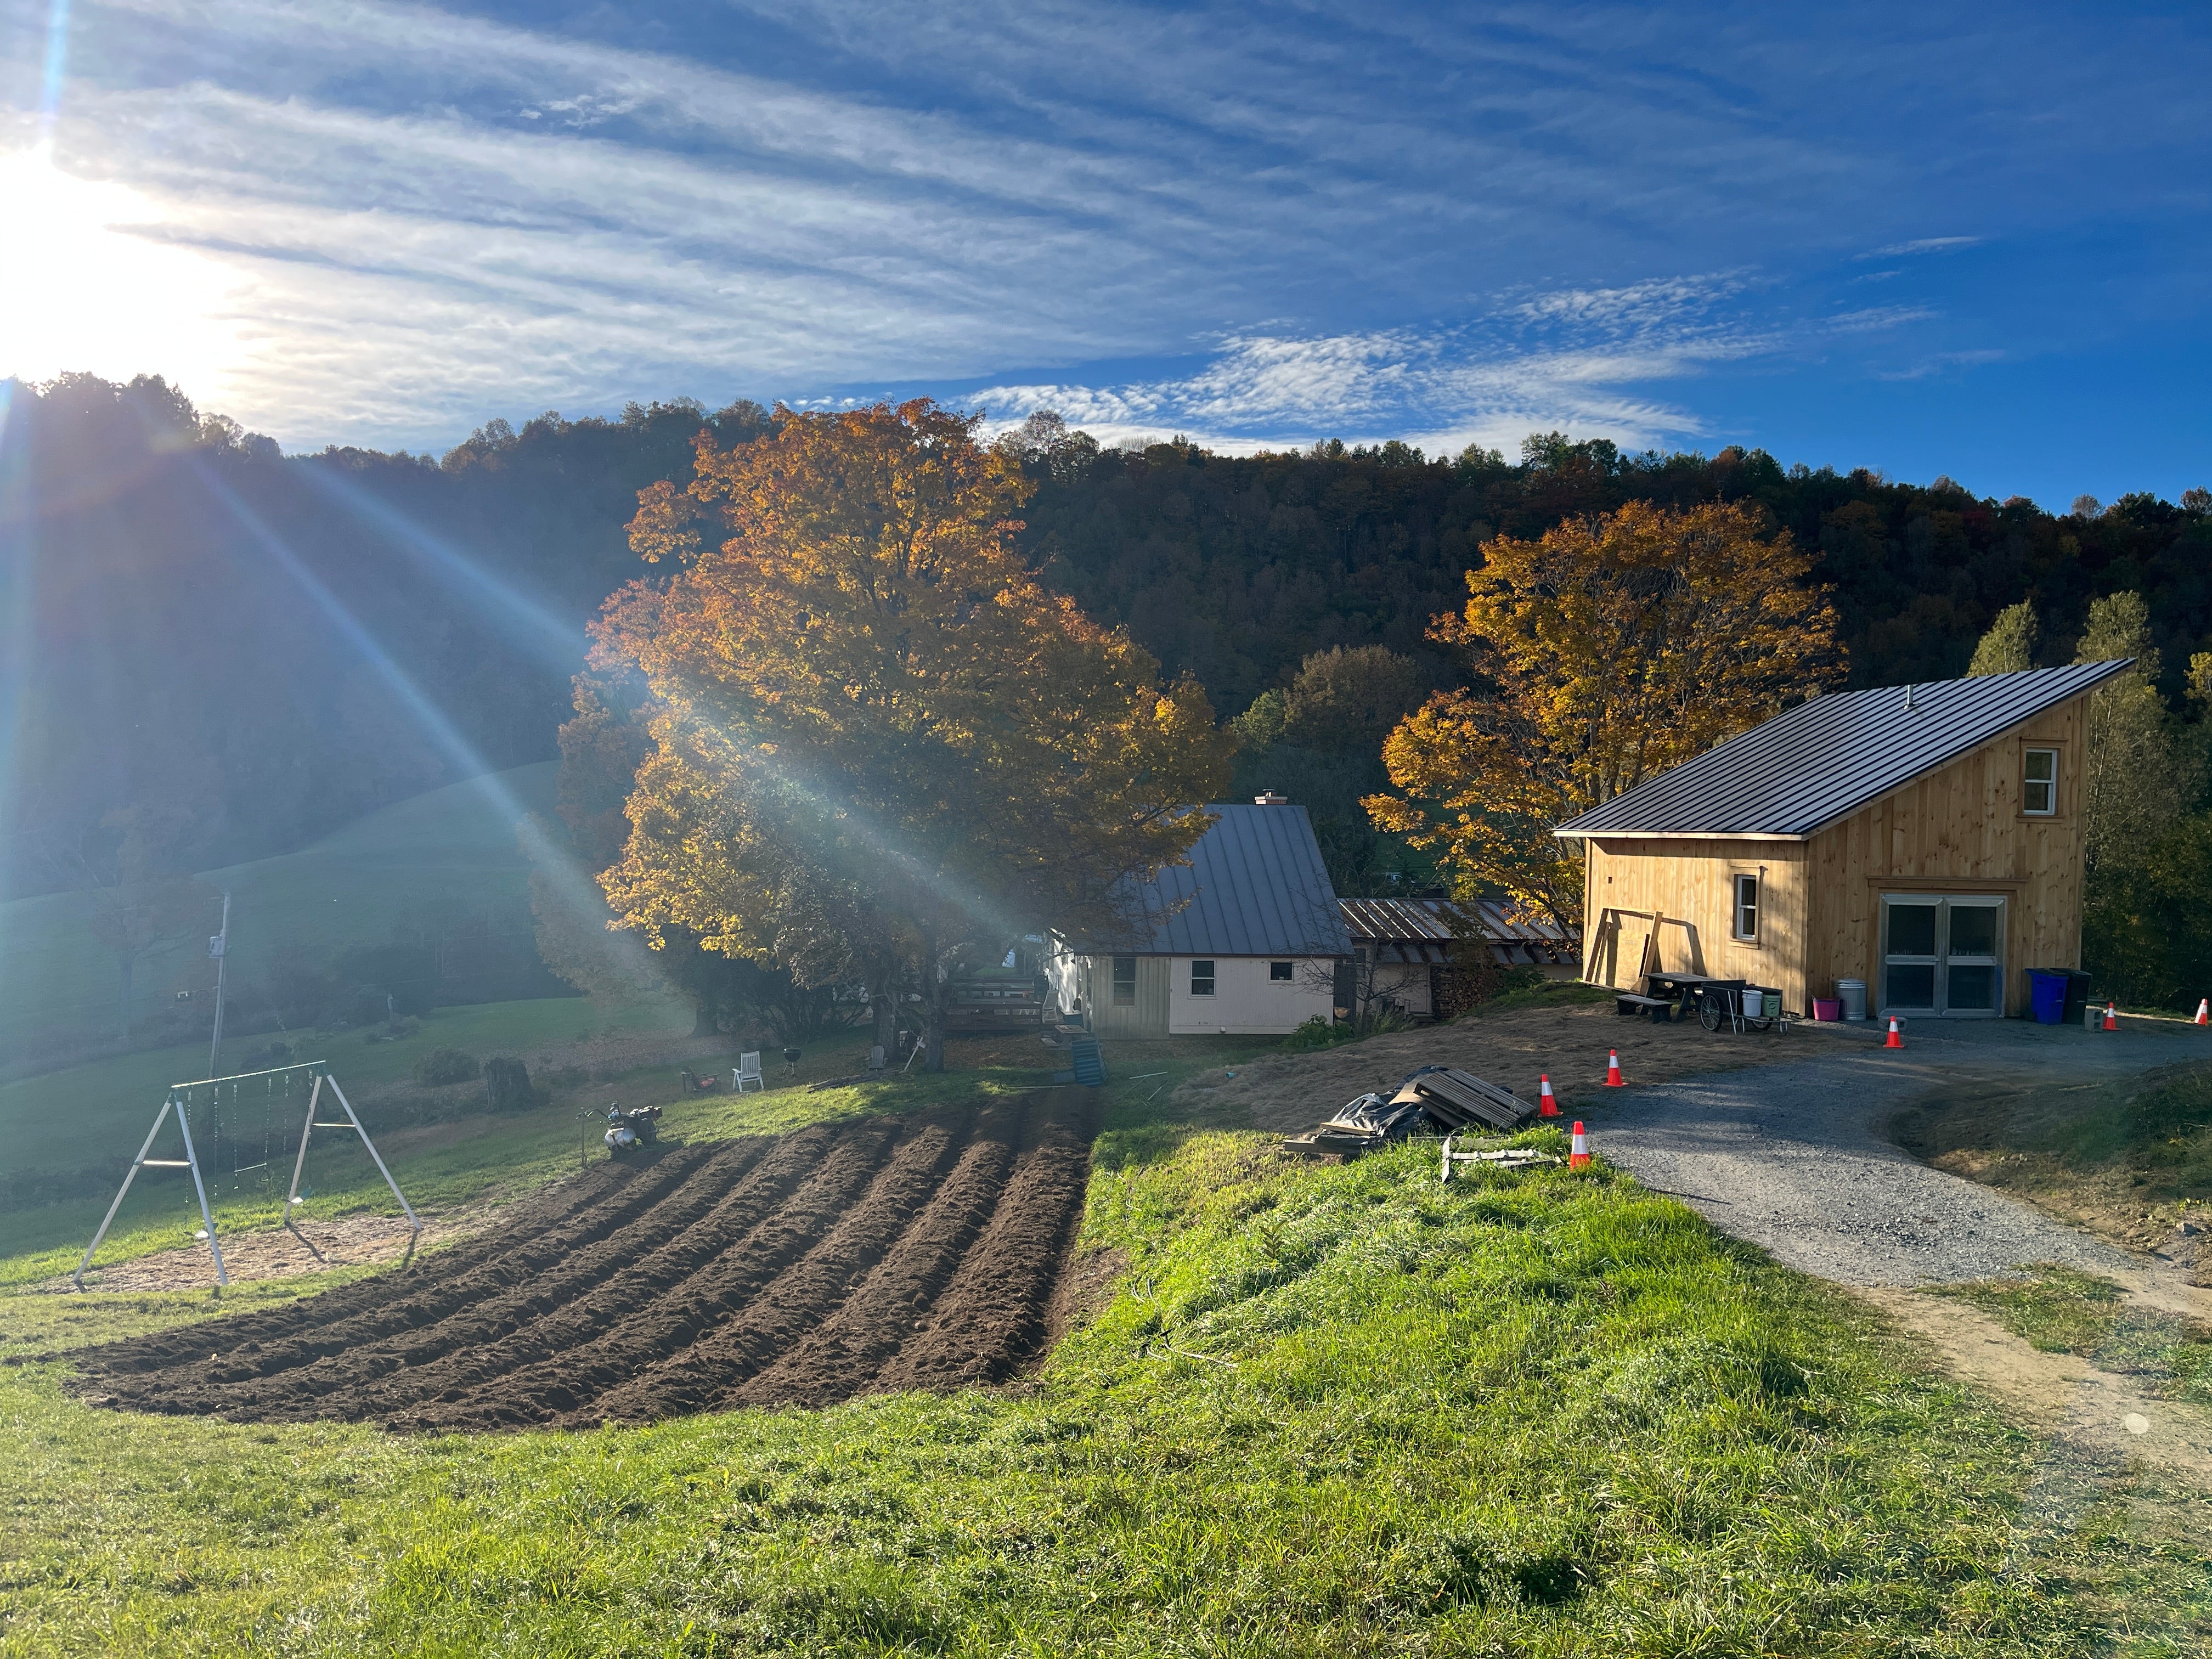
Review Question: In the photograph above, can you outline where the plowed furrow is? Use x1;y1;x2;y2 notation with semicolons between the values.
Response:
392;1115;924;1431
82;1143;727;1387
872;1096;1091;1393
102;1136;788;1419
732;1098;1028;1406
557;1109;978;1426
326;1122;859;1423
76;1092;1099;1431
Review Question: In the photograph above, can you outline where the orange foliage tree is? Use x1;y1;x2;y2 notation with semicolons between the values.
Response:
1366;499;1844;930
594;400;1232;1070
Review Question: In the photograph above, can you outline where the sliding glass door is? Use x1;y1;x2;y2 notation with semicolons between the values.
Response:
1880;895;2005;1017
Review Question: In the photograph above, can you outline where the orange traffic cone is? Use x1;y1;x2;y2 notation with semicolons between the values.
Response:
1604;1051;1626;1088
1538;1074;1561;1117
1569;1121;1591;1170
2102;1001;2118;1031
1884;1016;1904;1049
2196;999;2208;1026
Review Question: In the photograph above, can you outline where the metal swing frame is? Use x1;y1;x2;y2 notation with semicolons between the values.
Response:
72;1060;420;1293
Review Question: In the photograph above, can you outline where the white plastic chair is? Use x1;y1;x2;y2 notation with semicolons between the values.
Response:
732;1052;765;1093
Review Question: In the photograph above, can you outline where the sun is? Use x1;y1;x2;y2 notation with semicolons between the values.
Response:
0;144;241;392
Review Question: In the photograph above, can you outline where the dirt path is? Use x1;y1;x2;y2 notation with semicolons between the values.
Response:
69;1090;1096;1430
1863;1287;2212;1487
1185;998;1784;1133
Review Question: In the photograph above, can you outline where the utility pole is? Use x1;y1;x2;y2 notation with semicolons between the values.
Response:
207;889;232;1081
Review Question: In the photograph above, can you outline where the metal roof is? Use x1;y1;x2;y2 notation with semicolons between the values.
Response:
1064;803;1352;957
1554;661;2132;839
1339;898;1579;967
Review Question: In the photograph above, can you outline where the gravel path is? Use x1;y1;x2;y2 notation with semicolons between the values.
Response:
1585;1017;2199;1287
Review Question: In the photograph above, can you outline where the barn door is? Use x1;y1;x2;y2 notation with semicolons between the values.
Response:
1880;895;2005;1017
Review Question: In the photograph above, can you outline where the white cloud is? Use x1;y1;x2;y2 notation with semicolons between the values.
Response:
1864;236;1982;257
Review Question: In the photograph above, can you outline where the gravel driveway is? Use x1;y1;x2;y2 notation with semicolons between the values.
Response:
1586;1017;2199;1286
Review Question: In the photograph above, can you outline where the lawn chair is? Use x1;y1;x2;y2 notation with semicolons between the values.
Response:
732;1052;765;1093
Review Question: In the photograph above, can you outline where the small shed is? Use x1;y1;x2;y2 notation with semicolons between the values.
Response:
1553;662;2131;1019
1337;898;1582;1020
1046;796;1352;1037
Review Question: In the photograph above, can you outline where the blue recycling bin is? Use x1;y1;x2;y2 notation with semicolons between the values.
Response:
2029;969;2069;1025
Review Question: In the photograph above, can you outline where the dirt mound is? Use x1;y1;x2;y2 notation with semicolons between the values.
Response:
70;1091;1095;1431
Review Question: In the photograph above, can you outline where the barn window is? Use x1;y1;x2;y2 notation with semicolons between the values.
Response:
2023;748;2057;815
1111;956;1136;1005
1189;960;1216;996
1270;961;1294;981
1732;873;1759;940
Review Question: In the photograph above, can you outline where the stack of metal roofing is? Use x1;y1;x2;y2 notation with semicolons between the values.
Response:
1280;1065;1536;1156
1390;1065;1537;1132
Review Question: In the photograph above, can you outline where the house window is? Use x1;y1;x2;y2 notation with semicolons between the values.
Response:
1111;956;1137;1006
2023;747;2057;815
1189;960;1215;996
1270;961;1294;981
1732;873;1759;941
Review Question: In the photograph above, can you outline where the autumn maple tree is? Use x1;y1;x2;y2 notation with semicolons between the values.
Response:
1366;498;1843;928
592;400;1232;1070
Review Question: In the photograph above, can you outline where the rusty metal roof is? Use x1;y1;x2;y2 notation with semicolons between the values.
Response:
1338;898;1578;966
1553;661;2132;840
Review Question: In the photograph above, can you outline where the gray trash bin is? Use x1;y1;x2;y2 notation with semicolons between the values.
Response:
1836;978;1868;1021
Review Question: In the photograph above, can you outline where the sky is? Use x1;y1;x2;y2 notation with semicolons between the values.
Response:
1;0;2208;507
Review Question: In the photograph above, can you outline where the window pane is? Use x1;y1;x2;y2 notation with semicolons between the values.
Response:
2025;749;2055;782
1886;964;1936;1007
1948;964;1996;1009
1190;960;1215;995
1735;874;1758;937
2024;780;2054;814
1111;955;1136;1006
1948;906;1998;957
1269;961;1294;981
1887;903;1938;957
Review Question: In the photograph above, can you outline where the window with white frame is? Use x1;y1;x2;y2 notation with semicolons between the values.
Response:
1189;960;1215;996
1732;873;1759;941
1111;956;1137;1005
2023;747;2057;815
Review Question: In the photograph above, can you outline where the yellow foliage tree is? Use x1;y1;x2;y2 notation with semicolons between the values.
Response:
596;400;1233;1069
1366;499;1844;929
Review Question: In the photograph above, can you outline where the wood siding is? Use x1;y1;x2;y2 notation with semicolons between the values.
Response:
1585;838;1810;1006
1803;697;2085;1016
1582;693;2089;1018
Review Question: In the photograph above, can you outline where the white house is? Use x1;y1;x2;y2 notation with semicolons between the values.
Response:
1046;795;1352;1038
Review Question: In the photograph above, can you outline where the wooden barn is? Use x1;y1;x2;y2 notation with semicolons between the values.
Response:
1553;662;2131;1019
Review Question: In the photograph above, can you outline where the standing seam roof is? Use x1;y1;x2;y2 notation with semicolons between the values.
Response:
1063;803;1352;957
1553;662;2131;838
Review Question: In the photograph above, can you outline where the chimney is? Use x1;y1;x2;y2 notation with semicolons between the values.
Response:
1254;790;1290;806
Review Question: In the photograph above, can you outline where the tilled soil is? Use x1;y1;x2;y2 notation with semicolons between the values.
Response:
69;1091;1094;1431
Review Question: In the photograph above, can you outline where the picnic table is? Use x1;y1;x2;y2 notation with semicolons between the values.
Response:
1618;972;1777;1032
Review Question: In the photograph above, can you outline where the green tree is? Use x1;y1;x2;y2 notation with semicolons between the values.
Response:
1966;600;2038;676
2075;591;2191;873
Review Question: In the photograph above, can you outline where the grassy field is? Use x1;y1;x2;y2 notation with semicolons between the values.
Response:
1934;1263;2212;1407
0;763;557;1062
2;1034;2208;1655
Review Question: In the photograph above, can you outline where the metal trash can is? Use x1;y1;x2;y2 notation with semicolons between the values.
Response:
2029;969;2069;1025
1836;978;1867;1022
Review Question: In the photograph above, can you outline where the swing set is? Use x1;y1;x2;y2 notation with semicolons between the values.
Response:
72;1060;420;1294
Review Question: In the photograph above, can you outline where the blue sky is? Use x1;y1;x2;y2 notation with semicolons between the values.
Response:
3;0;2207;506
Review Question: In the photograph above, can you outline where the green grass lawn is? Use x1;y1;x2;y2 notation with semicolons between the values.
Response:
1934;1264;2212;1408
0;763;557;1063
3;1049;2208;1655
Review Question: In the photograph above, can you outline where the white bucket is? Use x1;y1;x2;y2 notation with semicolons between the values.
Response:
1837;979;1868;1021
1741;989;1764;1018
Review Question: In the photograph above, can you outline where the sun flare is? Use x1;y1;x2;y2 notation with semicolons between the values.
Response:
0;145;240;391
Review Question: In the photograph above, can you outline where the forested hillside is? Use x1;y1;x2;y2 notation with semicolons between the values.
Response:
5;373;2209;904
